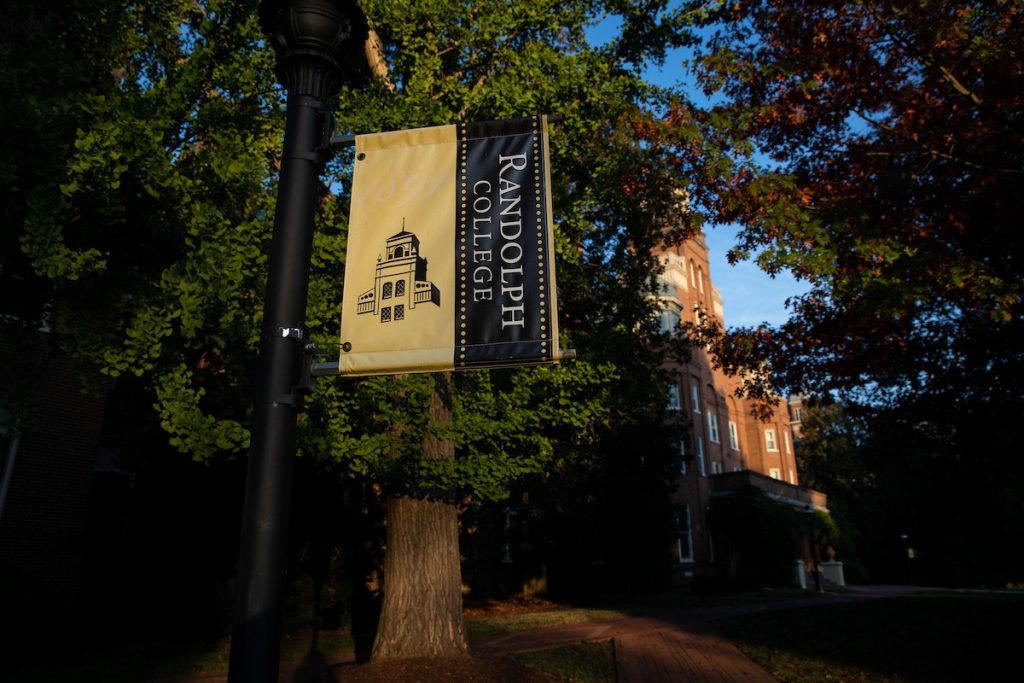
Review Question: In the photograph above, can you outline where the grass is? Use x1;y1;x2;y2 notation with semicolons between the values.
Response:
713;593;1024;682
8;640;229;683
6;588;804;681
463;587;820;639
505;641;616;682
6;629;356;683
9;627;610;683
465;607;627;639
17;589;1013;683
578;586;815;612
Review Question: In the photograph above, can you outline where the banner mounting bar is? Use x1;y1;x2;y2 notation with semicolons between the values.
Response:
330;114;564;151
311;349;576;378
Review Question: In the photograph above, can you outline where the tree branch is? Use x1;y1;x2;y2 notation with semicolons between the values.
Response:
860;1;983;107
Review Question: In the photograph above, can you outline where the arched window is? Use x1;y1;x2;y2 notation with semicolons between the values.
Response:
392;246;405;259
382;282;393;299
395;279;406;297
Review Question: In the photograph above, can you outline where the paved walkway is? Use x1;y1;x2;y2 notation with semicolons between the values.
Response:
474;611;777;682
474;586;933;682
154;586;930;682
615;626;775;683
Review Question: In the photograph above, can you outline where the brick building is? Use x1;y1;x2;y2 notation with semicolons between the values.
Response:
0;364;107;649
655;232;826;584
0;364;246;654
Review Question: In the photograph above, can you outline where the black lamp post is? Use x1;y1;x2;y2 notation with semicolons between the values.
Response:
228;3;366;682
804;504;823;593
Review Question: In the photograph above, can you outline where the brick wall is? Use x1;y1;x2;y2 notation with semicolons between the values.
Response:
0;364;107;650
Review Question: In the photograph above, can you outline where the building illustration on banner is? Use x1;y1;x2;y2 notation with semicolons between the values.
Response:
356;222;441;324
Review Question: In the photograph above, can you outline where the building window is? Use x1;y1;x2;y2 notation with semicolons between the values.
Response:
728;420;740;450
698;266;705;293
675;439;687;475
690;382;700;413
794;407;804;422
708;413;720;443
689;261;696;287
0;433;19;520
380;306;391;323
660;309;680;334
769;468;781;480
382;281;393;299
784;430;791;454
395;279;406;297
394;304;405;321
675;505;693;563
711;461;723;475
697;436;706;476
765;429;778;451
667;382;681;411
789;468;796;484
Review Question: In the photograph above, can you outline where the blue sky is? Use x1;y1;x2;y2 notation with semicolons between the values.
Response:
587;15;810;329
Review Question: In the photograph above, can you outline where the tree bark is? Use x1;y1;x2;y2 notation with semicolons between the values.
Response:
371;373;468;659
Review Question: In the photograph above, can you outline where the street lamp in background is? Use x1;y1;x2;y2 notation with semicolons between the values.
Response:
901;532;916;585
804;504;823;593
227;2;366;682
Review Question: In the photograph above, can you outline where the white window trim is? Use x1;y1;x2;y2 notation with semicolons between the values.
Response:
708;413;720;444
697;436;706;476
690;382;700;413
0;434;19;523
677;504;694;563
765;429;779;452
728;420;739;450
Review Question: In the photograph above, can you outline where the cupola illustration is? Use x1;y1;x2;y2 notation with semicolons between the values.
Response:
357;220;441;323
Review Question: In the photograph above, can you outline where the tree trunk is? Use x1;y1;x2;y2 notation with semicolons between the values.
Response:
371;373;468;659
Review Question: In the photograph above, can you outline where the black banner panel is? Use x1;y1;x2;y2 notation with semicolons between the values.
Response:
456;117;554;368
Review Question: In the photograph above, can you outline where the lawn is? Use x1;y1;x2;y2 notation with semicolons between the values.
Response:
3;588;798;682
12;590;1015;682
8;604;616;683
5;629;356;683
507;641;616;683
464;606;627;639
713;592;1023;683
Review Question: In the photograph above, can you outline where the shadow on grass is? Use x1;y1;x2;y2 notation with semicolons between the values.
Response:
463;586;826;641
5;628;358;683
505;641;616;683
712;593;1023;682
4;636;232;683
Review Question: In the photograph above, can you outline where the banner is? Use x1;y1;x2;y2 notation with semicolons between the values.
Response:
338;116;563;376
